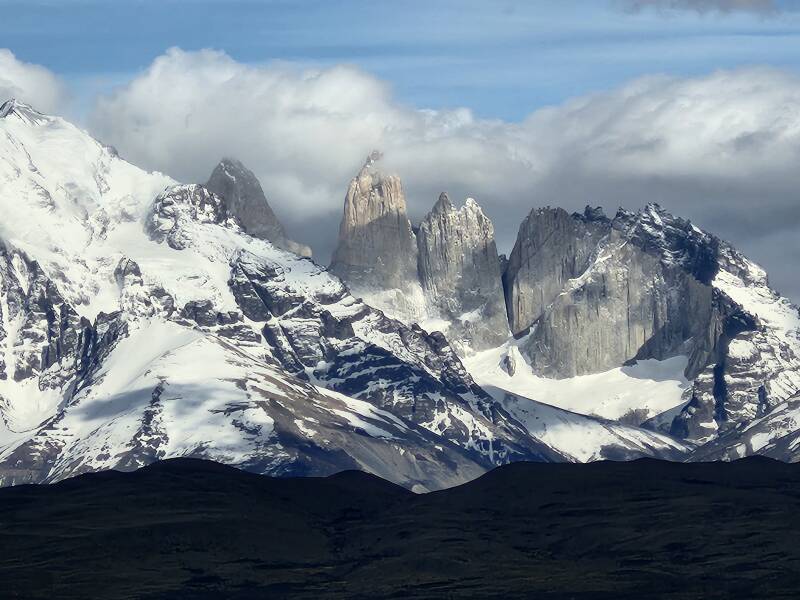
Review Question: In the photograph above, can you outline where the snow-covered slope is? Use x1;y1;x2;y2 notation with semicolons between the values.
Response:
2;318;487;491
3;98;797;490
490;390;689;462
465;342;690;424
670;246;800;455
0;99;174;319
475;202;800;456
0;101;511;489
0;99;694;490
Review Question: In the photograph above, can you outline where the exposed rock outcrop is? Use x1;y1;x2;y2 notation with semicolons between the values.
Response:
229;249;560;467
329;151;418;290
0;244;86;389
4;100;800;488
417;193;509;352
329;151;424;321
503;203;800;446
206;158;311;257
330;155;510;354
146;184;233;250
504;204;724;379
503;206;610;336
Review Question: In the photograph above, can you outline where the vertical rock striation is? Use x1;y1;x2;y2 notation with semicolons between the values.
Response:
502;202;800;446
503;206;610;336
329;151;424;322
329;151;419;291
417;193;509;352
504;204;724;379
330;154;510;354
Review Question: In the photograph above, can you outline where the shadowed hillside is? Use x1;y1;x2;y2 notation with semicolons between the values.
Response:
3;457;800;598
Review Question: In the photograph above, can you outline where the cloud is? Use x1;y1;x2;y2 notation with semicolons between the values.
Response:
0;49;66;113
87;49;800;300
620;0;780;14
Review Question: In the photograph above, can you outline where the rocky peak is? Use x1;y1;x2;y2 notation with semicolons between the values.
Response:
503;206;611;335
329;151;419;293
501;201;800;454
432;192;454;214
205;158;311;257
0;98;19;117
504;203;725;378
145;184;234;250
417;194;509;352
613;203;720;285
0;99;49;126
575;205;609;223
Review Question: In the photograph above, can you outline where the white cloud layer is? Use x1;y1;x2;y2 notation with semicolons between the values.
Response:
87;48;800;299
0;49;66;113
2;46;800;299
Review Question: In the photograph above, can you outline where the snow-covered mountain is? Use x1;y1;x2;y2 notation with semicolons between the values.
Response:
330;154;800;464
495;204;800;452
0;99;797;491
0;100;693;490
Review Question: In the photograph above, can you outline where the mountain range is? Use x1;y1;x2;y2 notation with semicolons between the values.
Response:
0;98;799;491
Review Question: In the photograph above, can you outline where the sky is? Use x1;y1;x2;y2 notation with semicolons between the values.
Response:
2;0;800;298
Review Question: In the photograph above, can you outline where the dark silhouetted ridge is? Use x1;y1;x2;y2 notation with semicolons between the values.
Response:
3;457;800;599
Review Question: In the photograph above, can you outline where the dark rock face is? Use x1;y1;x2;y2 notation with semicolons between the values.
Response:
692;394;800;462
0;245;86;387
230;249;562;466
179;300;218;327
0;245;130;484
145;184;232;250
206;159;311;257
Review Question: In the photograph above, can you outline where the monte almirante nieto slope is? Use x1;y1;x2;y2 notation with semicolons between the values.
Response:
0;99;798;491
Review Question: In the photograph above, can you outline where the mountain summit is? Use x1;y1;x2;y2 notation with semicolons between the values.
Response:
330;153;512;354
0;103;688;490
329;150;420;296
330;155;800;460
0;104;798;490
0;98;50;125
205;158;311;257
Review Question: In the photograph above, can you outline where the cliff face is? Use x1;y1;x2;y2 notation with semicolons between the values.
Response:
417;193;509;352
503;207;611;336
326;148;800;453
206;158;311;257
330;154;510;354
503;205;720;379
500;203;800;446
329;151;419;293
